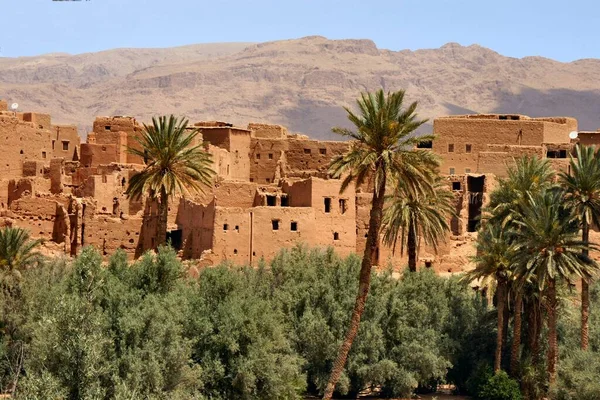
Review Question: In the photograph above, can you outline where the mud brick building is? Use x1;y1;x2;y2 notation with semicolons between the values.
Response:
0;99;596;273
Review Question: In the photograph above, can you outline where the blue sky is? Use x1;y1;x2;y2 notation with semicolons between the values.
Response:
1;0;599;61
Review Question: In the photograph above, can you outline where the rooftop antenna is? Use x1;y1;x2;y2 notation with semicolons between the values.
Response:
569;131;578;140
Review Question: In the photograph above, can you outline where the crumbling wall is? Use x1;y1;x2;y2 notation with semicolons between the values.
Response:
0;100;7;111
80;143;118;167
249;123;288;139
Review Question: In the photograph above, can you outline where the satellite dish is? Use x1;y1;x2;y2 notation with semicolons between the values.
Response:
569;131;578;139
10;103;18;111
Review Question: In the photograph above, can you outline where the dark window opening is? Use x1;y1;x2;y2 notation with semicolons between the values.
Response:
467;176;485;233
324;197;331;213
121;178;126;187
52;140;55;150
19;150;23;154
235;225;239;231
272;219;280;230
319;148;327;155
233;249;238;255
467;175;485;193
511;115;520;120
62;141;69;151
166;229;183;251
466;144;472;153
547;149;568;158
266;178;271;183
333;232;339;240
304;148;311;154
268;153;273;159
339;199;347;214
291;222;298;231
425;261;432;269
448;144;454;153
105;125;110;130
256;153;261;159
281;196;289;207
223;224;229;231
42;151;47;159
499;115;508;120
452;181;461;191
266;195;276;206
417;140;433;149
250;178;254;182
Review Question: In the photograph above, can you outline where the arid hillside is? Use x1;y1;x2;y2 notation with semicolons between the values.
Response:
2;36;600;139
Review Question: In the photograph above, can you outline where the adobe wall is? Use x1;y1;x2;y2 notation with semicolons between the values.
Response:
578;132;600;147
541;120;573;144
478;145;545;177
80;143;118;167
250;138;287;184
249;123;288;139
228;130;252;181
177;198;216;259
285;139;349;177
92;117;144;165
0;113;52;178
0;100;7;111
53;125;80;160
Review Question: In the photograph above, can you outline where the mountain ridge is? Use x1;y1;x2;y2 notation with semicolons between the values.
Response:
1;36;600;140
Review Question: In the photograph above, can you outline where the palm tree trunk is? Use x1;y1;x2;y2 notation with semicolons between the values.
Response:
582;218;590;350
323;178;386;400
547;279;558;387
157;187;169;247
407;218;417;272
510;292;523;377
495;279;506;373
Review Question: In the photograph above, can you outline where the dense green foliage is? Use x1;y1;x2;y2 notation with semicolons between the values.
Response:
477;371;522;400
0;244;493;399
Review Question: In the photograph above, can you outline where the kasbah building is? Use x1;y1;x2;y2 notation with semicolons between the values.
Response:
1;97;600;275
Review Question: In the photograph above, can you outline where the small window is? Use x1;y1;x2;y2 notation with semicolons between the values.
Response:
272;219;280;230
466;144;472;153
268;153;273;159
452;181;461;191
281;196;289;207
52;140;55;150
102;146;107;151
290;222;298;231
42;151;46;159
465;168;471;173
319;148;327;155
333;232;340;240
19;150;23;155
62;141;69;151
324;197;331;213
448;144;454;153
223;224;229;231
425;261;432;269
250;178;254;182
559;149;567;158
339;199;347;214
449;168;455;175
499;115;508;120
235;225;239;231
102;175;107;183
304;148;311;154
256;153;260;159
105;125;110;131
266;178;271;183
233;249;238;255
266;195;276;206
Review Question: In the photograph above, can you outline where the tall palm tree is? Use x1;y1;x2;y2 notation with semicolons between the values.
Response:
323;89;437;399
510;188;599;387
464;222;512;373
382;176;454;272
559;144;600;350
126;115;215;247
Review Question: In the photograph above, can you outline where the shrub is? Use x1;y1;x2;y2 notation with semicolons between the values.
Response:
477;371;522;400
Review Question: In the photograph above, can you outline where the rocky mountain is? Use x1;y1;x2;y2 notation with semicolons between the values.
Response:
2;36;600;140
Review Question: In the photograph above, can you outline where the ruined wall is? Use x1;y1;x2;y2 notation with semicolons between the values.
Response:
92;117;143;165
249;123;287;139
0;100;7;111
250;138;286;184
285;139;349;177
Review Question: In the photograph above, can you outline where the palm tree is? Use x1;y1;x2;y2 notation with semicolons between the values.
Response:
464;222;512;373
559;144;600;350
126;115;215;247
0;226;42;283
382;176;454;271
323;89;437;399
510;188;599;387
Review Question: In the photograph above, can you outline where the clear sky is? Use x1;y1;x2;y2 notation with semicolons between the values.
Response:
1;0;599;61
